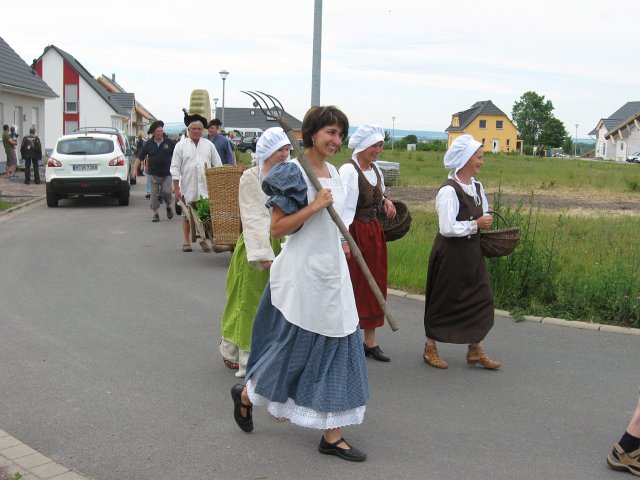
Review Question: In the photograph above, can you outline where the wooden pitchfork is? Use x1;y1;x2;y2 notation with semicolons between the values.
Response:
241;91;398;332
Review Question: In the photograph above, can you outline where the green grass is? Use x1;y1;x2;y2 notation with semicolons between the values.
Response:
384;204;640;327
0;200;17;211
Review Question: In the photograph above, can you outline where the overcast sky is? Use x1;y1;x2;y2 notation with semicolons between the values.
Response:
4;0;638;137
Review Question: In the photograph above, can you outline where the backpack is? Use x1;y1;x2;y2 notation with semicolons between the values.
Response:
21;136;39;159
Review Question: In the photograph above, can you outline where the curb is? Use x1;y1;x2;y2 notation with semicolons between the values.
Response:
0;195;45;215
0;429;92;480
387;289;640;336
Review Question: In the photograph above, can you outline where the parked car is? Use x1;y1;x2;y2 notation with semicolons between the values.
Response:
237;136;258;153
626;151;640;163
73;127;136;183
45;133;131;207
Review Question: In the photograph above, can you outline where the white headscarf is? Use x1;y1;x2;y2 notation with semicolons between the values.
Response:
443;134;482;173
348;124;385;160
255;127;291;176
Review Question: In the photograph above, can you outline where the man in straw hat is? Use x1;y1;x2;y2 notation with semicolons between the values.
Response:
170;113;222;252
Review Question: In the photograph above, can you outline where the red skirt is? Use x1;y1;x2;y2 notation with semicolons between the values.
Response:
347;219;388;329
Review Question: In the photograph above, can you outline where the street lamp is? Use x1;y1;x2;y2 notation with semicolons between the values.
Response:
219;70;229;126
213;97;219;120
575;124;579;157
392;116;396;151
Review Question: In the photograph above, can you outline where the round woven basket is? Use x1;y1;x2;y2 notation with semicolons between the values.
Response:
377;200;412;242
480;211;520;258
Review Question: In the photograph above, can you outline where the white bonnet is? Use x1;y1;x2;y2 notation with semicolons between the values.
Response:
348;124;385;155
255;127;291;168
443;134;482;172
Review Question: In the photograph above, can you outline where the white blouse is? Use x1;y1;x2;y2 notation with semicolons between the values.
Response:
338;161;386;227
435;176;489;238
170;138;222;202
238;166;276;268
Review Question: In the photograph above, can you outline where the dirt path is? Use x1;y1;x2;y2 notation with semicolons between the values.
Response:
387;186;640;215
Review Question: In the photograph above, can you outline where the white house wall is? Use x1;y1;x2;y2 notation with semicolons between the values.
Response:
0;92;46;163
77;81;120;131
41;51;64;150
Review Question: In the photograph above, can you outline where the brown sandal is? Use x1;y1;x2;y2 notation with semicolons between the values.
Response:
182;244;192;252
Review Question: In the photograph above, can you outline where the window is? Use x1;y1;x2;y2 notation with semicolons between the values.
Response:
481;138;486;146
496;120;504;129
31;107;39;131
452;116;459;127
65;84;78;113
506;139;510;146
479;120;487;129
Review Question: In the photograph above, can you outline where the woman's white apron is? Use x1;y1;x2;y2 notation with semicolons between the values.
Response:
269;160;359;337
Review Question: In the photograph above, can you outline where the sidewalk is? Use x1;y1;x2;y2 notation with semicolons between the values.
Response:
0;429;90;480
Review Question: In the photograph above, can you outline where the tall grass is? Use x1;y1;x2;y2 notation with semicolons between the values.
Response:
386;203;640;327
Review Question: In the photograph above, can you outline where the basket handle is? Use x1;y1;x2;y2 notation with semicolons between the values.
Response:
487;210;511;229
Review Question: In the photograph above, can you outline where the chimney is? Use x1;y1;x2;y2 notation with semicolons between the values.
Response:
111;74;116;82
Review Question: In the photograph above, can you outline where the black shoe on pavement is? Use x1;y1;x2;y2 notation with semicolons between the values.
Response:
363;344;391;362
318;436;367;462
145;193;151;199
166;208;173;219
152;213;160;222
24;181;30;185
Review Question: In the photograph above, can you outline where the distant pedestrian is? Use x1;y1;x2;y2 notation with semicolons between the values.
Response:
134;130;145;176
204;119;236;165
607;391;640;476
170;113;222;252
2;124;18;178
132;120;175;223
19;127;42;184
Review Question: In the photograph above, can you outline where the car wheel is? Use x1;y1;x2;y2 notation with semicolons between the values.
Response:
46;186;58;207
119;185;130;206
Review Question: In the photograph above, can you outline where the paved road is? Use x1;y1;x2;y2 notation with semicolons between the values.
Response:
0;185;638;479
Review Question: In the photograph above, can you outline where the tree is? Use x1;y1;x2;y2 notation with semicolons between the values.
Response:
512;91;554;146
538;117;569;148
403;134;418;144
384;130;391;142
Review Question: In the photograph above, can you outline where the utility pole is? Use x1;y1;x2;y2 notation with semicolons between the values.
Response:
311;0;322;106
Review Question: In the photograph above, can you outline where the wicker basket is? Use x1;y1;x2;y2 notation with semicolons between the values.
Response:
480;211;520;258
377;200;412;242
205;165;244;247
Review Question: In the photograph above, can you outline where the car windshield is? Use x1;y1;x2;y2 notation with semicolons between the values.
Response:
57;138;115;155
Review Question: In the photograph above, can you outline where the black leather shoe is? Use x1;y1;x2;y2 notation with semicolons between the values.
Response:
231;384;253;433
363;344;390;362
318;436;366;462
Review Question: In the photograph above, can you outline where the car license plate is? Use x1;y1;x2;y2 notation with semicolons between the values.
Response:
73;164;98;171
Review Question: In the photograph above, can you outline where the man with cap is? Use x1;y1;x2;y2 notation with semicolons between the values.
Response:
170;113;223;252
339;124;396;362
133;120;175;222
204;118;236;165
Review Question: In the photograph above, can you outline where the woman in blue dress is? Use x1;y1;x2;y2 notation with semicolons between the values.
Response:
230;106;369;462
